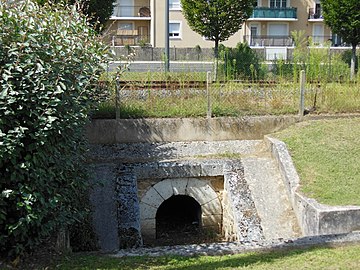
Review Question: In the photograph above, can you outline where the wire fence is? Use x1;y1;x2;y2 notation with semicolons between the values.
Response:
115;74;305;118
95;71;360;119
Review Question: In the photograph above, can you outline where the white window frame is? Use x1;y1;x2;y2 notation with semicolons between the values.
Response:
169;21;182;39
169;0;181;10
268;0;288;8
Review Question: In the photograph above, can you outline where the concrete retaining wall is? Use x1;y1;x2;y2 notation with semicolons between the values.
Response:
87;116;299;143
112;47;215;61
112;47;358;62
265;136;360;236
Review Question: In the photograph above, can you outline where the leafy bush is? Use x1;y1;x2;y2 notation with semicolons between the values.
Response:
0;1;109;257
219;43;262;80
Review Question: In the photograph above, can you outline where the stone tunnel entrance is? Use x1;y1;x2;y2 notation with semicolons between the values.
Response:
139;177;224;246
156;195;202;245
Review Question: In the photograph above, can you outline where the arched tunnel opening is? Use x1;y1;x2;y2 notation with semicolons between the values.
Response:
155;195;202;245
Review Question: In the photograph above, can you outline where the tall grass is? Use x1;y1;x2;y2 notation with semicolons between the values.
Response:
93;78;359;119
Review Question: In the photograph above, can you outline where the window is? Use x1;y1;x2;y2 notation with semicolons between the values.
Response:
268;23;288;36
169;22;181;38
169;0;181;10
269;0;287;8
315;0;322;18
313;24;324;44
251;25;259;37
113;0;134;17
250;24;260;46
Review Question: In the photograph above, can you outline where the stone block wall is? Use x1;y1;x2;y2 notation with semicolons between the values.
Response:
89;156;266;250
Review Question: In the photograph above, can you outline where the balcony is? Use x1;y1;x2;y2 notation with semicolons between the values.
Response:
111;30;150;46
249;7;297;20
112;5;151;18
245;35;294;47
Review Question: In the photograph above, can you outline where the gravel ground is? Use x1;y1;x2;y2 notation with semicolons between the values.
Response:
112;232;360;257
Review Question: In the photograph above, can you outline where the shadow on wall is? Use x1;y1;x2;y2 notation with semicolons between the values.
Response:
86;116;299;144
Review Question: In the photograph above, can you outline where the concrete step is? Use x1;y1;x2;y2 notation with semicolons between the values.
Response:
242;156;301;240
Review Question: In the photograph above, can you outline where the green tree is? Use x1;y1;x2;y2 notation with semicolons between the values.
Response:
36;0;117;32
321;0;360;79
0;0;109;257
180;0;255;79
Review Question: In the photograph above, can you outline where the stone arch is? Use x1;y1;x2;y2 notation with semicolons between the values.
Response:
139;178;222;241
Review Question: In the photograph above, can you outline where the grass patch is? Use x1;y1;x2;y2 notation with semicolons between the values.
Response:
273;118;360;206
24;244;360;269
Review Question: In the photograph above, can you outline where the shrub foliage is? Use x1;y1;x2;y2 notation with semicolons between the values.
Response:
219;43;262;80
0;0;108;257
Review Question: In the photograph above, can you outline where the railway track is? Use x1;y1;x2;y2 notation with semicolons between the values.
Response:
99;80;336;91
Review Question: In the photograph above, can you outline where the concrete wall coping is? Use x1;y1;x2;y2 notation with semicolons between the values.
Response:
264;135;360;236
86;116;299;143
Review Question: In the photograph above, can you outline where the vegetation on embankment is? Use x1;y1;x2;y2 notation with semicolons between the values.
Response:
274;118;360;206
94;76;360;119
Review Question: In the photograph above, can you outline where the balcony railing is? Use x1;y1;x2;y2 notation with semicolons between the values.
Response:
111;34;150;46
245;35;294;47
250;7;297;19
245;35;348;47
112;5;151;18
308;36;348;47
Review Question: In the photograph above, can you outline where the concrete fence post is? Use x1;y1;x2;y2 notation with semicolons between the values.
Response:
207;71;212;119
299;70;305;119
116;80;120;120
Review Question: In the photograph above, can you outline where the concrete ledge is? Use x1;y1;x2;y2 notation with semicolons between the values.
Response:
265;136;360;236
87;116;299;143
133;160;225;180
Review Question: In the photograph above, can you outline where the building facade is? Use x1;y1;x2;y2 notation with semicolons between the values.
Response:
105;0;342;50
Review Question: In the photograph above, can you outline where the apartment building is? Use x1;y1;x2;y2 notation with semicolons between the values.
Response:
105;0;342;51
